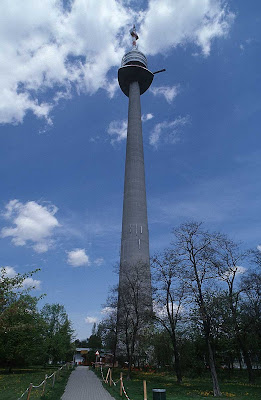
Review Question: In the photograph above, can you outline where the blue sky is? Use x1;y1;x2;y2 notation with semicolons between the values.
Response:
0;0;260;339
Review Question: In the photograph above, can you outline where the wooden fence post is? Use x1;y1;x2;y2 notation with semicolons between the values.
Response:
120;373;123;397
42;374;48;394
105;368;110;384
143;380;147;400
26;383;33;400
52;372;56;388
110;368;112;387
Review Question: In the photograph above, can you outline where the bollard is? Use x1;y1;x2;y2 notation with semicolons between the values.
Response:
152;389;166;400
120;374;122;396
143;380;147;400
26;383;33;400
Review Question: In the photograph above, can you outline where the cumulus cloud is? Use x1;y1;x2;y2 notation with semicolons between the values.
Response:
85;316;98;324
67;248;90;267
101;306;116;315
0;0;233;125
149;116;190;148
1;200;60;252
257;245;261;252
221;266;246;280
0;266;17;278
108;113;153;143
141;113;154;122
150;85;179;104
140;0;234;56
22;277;41;290
0;0;131;125
0;266;41;289
108;120;128;143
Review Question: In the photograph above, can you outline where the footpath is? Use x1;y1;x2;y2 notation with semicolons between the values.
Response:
61;366;115;400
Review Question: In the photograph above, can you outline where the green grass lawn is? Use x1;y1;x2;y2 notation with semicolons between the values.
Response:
97;368;261;400
0;366;72;400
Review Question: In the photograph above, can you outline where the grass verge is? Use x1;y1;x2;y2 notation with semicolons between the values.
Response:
0;366;73;400
96;368;261;400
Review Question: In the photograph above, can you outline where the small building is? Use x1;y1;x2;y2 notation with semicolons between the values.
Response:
73;348;118;367
73;348;90;365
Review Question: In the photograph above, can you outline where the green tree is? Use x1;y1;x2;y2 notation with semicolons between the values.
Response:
0;295;46;370
152;251;185;383
98;291;118;366
86;333;102;350
213;236;254;382
41;303;74;364
171;222;222;396
240;269;261;371
117;263;154;379
0;268;45;370
151;329;173;369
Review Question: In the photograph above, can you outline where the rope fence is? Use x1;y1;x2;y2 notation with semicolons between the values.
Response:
17;363;72;400
99;365;148;400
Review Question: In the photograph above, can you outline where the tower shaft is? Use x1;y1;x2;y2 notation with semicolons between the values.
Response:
119;81;150;286
117;29;154;336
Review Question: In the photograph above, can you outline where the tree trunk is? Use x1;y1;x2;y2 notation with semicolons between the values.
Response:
207;339;221;397
234;324;254;382
240;342;254;383
173;345;182;383
170;327;182;383
112;329;117;368
127;356;132;380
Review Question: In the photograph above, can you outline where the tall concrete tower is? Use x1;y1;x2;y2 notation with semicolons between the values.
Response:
117;27;153;318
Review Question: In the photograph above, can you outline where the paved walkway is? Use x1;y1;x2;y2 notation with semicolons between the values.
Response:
61;366;115;400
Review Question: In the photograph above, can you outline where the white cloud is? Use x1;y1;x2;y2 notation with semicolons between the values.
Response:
0;0;131;125
67;248;90;267
236;266;246;274
142;113;154;122
0;266;41;289
106;78;119;99
0;0;233;125
150;86;179;103
149;116;190;148
0;266;16;278
108;120;128;143
85;316;98;324
101;306;116;315
94;258;104;266
140;0;234;56
108;113;153;143
1;200;60;252
257;245;261;252
22;277;41;290
221;266;246;280
153;301;182;318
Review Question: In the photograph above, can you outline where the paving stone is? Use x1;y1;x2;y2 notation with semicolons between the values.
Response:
61;366;115;400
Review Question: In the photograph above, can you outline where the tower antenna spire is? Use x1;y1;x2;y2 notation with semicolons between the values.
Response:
130;24;139;48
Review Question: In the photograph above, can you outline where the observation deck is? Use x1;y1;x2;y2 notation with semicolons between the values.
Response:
118;36;153;97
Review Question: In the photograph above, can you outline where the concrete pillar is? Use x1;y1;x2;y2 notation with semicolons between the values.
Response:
119;81;151;297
